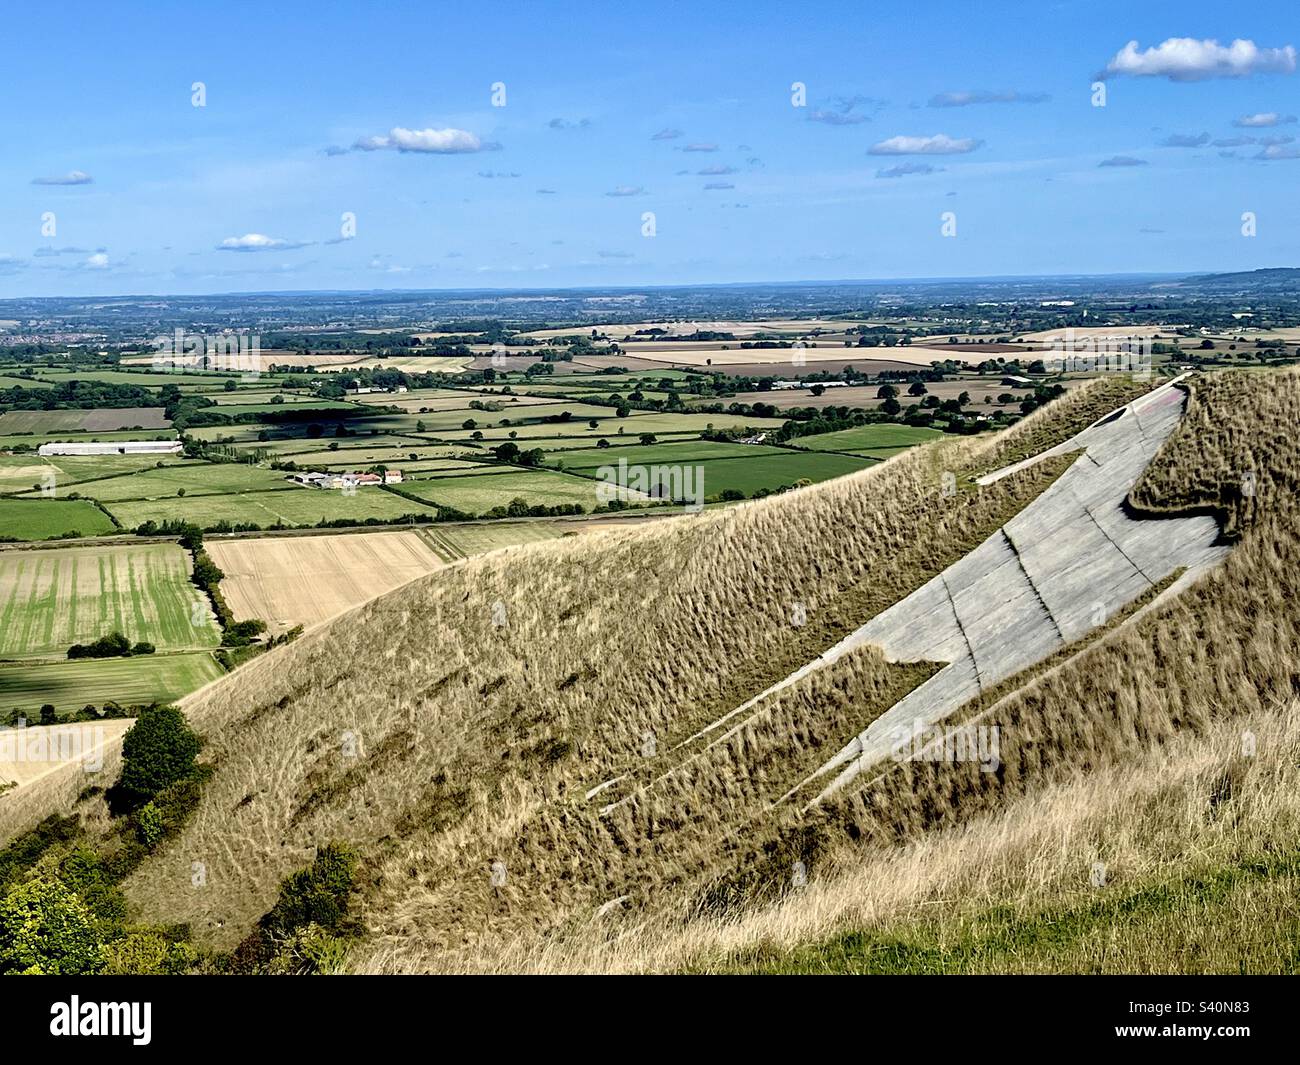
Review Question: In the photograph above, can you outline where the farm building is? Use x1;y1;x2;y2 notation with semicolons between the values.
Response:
38;440;182;457
289;470;397;489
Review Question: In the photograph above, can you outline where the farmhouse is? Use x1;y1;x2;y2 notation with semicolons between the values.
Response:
289;470;397;489
38;440;182;457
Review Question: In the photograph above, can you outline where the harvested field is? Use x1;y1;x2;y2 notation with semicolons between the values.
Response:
0;718;134;792
0;408;170;434
206;531;445;634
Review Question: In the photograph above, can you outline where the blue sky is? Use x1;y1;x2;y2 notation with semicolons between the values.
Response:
2;0;1299;296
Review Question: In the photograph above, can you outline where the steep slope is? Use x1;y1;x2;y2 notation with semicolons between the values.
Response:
110;370;1300;971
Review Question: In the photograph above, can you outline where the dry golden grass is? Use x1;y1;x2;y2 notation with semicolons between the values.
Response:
403;700;1297;974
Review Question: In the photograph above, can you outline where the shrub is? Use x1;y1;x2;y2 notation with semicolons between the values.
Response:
0;872;105;975
135;803;165;849
111;705;201;812
102;930;197;975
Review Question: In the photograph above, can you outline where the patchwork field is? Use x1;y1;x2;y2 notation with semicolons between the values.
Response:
103;485;440;531
0;542;219;659
206;531;445;634
0;499;118;541
64;463;297;502
417;521;567;561
0;651;223;714
395;469;623;512
795;423;945;456
0;407;171;434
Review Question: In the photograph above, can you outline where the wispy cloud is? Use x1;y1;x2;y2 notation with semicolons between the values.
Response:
703;181;734;190
680;142;718;152
807;95;882;125
1257;142;1300;160
350;127;494;153
1099;38;1297;81
868;133;981;155
32;170;93;186
548;117;591;130
928;90;1049;107
216;233;312;252
605;185;645;197
477;170;520;178
1098;155;1148;167
1234;111;1297;127
876;162;942;178
1158;132;1210;147
697;165;736;175
651;128;682;140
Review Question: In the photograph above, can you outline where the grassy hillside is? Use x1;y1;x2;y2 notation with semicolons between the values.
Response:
15;369;1297;974
104;376;1145;958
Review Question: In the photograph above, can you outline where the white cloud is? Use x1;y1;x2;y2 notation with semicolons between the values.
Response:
32;170;93;186
1234;111;1297;127
1101;38;1297;81
85;252;109;269
216;233;310;252
868;133;982;155
1257;142;1300;160
352;127;489;153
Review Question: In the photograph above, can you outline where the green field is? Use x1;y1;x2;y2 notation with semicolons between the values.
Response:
0;542;219;659
104;486;441;531
417;521;566;561
546;439;878;496
395;470;608;513
438;410;786;442
0;454;199;495
62;462;296;502
794;423;944;456
0;499;118;541
0;652;224;713
546;439;792;469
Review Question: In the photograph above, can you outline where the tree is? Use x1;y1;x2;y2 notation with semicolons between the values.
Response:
639;433;657;446
0;873;105;975
876;383;898;400
907;381;928;396
809;384;826;397
596;438;610;449
881;397;902;416
113;705;202;811
462;419;477;430
39;704;57;725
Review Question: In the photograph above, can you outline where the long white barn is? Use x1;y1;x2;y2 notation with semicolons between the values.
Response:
37;440;183;457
